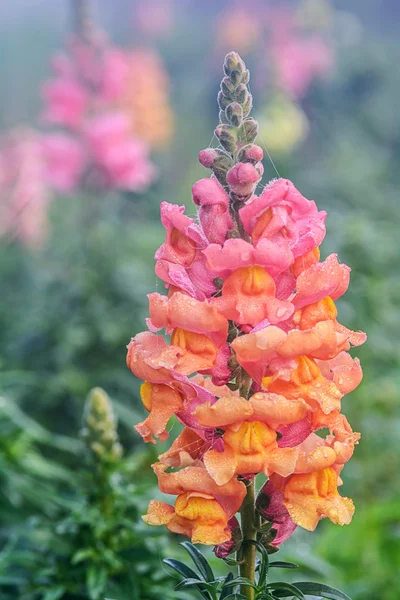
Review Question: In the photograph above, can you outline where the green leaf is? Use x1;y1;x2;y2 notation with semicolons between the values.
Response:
290;582;352;600
181;541;215;582
86;565;107;600
163;559;213;600
220;572;234;600
269;561;299;569
71;548;95;564
268;582;306;599
163;558;202;581
223;576;258;590
220;595;249;600
42;588;65;600
223;557;242;566
259;522;274;534
175;578;217;591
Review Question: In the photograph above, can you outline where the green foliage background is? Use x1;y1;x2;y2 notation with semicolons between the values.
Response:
0;1;399;599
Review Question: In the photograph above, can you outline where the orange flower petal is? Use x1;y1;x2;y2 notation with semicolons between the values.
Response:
299;296;338;329
214;265;279;327
249;392;310;429
171;328;218;372
143;500;175;526
159;427;208;467
267;447;299;477
231;326;287;382
144;494;231;545
291;248;320;278
293;254;350;310
311;409;360;465
194;396;253;428
277;326;328;358
149;291;228;347
334;322;367;347
283;468;354;531
152;462;246;516
135;382;183;443
174;492;231;545
267;356;342;414
203;444;237;486
316;352;363;395
205;421;299;481
294;434;337;473
126;331;185;383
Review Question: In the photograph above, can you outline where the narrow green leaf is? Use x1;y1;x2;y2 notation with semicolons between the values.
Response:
42;587;65;600
269;561;299;569
86;565;107;600
220;572;235;600
175;578;216;591
71;548;95;564
259;522;274;534
290;582;352;600
223;576;258;589
163;558;213;600
223;557;242;566
163;558;202;581
181;541;215;582
221;594;249;600
268;582;306;599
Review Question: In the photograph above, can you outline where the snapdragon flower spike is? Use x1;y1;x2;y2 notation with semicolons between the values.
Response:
41;32;156;194
126;52;365;550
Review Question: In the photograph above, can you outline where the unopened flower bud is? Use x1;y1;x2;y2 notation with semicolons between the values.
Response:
226;162;260;199
198;148;218;168
225;102;243;127
223;51;245;77
242;93;253;117
235;84;248;104
81;387;122;464
198;148;233;186
237;144;264;164
238;118;259;144
218;90;230;110
223;52;248;85
221;76;236;98
241;69;250;85
215;124;237;154
219;109;229;125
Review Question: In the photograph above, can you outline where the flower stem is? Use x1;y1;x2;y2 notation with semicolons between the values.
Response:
239;477;258;600
72;0;95;42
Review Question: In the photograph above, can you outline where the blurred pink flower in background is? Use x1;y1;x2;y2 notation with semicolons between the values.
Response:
215;0;334;99
85;113;156;191
0;129;51;248
273;36;333;98
41;35;156;194
269;6;334;98
42;76;87;129
41;133;85;192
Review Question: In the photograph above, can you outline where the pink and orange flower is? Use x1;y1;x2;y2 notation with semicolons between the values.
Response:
41;34;156;194
126;52;365;551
